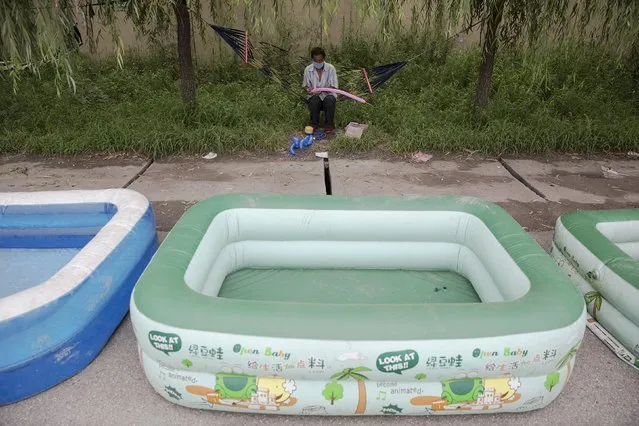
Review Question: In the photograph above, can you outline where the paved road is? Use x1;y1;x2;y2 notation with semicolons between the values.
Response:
1;153;638;425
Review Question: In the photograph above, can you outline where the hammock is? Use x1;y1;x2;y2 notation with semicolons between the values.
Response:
210;24;407;103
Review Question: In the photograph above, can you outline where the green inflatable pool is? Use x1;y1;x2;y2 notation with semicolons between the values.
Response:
552;208;639;369
131;194;586;415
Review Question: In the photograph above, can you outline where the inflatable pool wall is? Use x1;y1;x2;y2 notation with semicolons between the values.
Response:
0;189;158;405
131;194;586;415
552;208;639;368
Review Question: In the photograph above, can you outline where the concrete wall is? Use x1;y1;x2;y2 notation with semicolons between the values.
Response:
76;1;481;61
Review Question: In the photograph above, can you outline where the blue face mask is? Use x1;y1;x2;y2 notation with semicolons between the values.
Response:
313;61;325;69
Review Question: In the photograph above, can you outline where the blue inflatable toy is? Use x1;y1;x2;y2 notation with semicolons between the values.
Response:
290;126;316;156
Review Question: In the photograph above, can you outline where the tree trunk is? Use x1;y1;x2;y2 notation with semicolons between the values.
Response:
174;0;196;105
319;0;324;45
355;380;366;414
473;0;506;108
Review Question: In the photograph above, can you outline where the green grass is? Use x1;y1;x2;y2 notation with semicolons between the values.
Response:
1;41;638;157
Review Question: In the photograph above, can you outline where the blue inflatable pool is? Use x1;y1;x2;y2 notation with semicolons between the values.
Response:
0;189;158;405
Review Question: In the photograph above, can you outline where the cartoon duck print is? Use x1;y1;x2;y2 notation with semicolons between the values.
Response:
256;376;297;404
484;376;521;402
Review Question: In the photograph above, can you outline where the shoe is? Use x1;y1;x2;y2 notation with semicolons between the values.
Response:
325;127;334;134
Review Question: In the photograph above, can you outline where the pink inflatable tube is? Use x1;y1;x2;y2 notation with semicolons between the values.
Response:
311;87;368;104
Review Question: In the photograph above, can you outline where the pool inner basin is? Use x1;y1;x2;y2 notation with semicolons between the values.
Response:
596;220;639;261
186;208;531;305
220;269;479;304
0;203;115;299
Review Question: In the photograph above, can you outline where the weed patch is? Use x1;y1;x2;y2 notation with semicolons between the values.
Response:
1;42;637;156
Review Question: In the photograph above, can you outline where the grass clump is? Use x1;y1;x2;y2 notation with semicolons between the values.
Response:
1;40;638;157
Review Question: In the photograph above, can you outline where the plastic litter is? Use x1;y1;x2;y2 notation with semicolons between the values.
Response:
601;165;625;179
412;151;433;163
344;122;369;139
202;152;218;160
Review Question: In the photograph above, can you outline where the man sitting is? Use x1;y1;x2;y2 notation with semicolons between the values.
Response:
302;47;338;133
